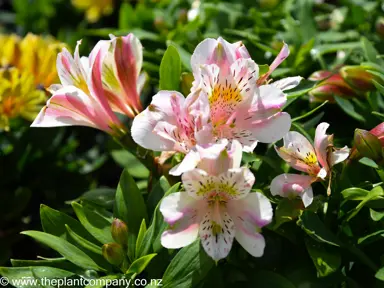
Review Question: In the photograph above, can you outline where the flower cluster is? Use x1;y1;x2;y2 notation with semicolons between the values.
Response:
31;35;351;261
0;33;65;130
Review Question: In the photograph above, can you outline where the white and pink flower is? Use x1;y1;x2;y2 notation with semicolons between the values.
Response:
160;141;273;261
271;122;350;207
132;37;302;175
31;34;145;135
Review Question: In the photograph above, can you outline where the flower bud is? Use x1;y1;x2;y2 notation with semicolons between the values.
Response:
370;122;384;146
376;17;384;38
111;218;129;248
102;243;124;266
354;129;383;161
181;72;194;96
340;66;378;92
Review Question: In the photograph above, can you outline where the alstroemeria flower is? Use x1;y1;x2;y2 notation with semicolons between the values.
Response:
31;44;124;136
132;37;301;175
57;34;145;118
32;33;145;135
271;122;350;206
160;141;273;260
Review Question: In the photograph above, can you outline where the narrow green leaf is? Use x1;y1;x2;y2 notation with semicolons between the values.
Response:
72;202;114;245
21;231;105;272
162;241;214;288
292;101;328;122
65;225;102;255
77;188;116;209
166;41;191;71
334;96;365;122
159;45;182;91
11;258;80;273
341;187;370;201
135;219;147;258
358;230;384;245
375;266;384;281
362;37;384;66
370;208;384;221
126;254;157;276
111;150;149;179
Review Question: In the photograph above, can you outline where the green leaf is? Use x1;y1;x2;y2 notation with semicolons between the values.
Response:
375;266;384;281
147;176;171;217
40;204;97;243
251;270;296;288
111;150;149;179
370;208;384;221
334;96;365;122
72;202;114;245
73;188;116;210
298;211;341;246
305;237;341;277
166;41;191;71
137;183;180;258
0;267;74;288
21;231;105;272
65;225;102;255
341;187;369;201
118;2;134;30
358;229;384;245
274;198;303;228
159;45;182;91
11;258;80;273
258;64;269;76
126;254;157;276
359;157;379;169
162;241;214;288
362;37;384;66
345;186;384;221
135;219;147;258
114;169;148;235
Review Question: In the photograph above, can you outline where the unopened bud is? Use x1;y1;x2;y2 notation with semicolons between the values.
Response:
376;17;384;38
370;122;384;146
111;218;129;248
340;66;379;92
102;243;124;266
354;129;383;161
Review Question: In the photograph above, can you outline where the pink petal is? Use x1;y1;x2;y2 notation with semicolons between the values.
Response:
270;173;314;207
227;192;272;257
182;168;216;200
314;122;331;171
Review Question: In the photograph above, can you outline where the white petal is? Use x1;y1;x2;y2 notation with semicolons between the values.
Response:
227;193;273;257
330;146;350;166
217;167;255;200
250;112;292;143
182;169;216;199
301;187;314;208
169;150;201;176
275;131;319;174
272;76;303;91
199;211;235;261
250;84;287;113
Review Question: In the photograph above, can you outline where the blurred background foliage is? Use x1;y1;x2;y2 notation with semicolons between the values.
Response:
1;0;384;286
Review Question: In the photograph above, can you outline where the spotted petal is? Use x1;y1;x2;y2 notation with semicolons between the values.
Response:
275;131;320;175
216;167;255;200
182;169;216;200
199;210;235;261
314;122;332;171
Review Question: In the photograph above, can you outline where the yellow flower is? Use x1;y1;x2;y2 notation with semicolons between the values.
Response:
18;33;66;88
0;34;21;68
0;68;46;131
71;0;114;23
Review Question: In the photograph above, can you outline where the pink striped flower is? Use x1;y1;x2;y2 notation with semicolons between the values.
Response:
32;34;145;135
271;122;350;207
160;141;272;260
132;37;302;175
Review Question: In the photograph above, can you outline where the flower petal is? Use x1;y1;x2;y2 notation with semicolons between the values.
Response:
169;150;201;176
250;84;287;114
199;210;235;261
330;146;350;166
270;173;314;207
31;86;113;133
182;168;216;199
314;122;331;170
160;192;203;249
131;91;186;151
217;167;255;200
227;192;272;257
275;131;320;174
272;76;303;91
268;42;290;76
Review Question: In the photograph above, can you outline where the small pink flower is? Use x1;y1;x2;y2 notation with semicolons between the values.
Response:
132;37;302;175
160;142;272;260
271;122;350;206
